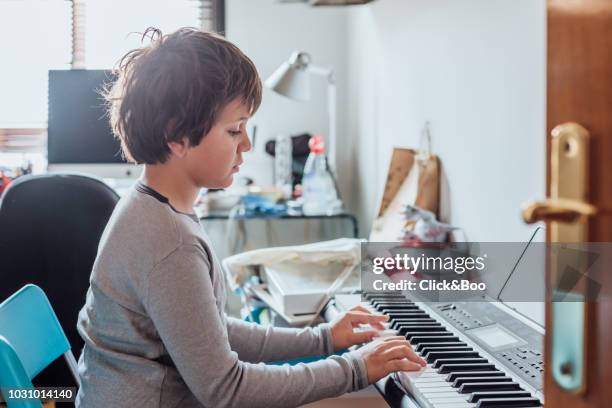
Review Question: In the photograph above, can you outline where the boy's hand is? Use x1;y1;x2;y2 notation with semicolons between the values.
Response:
329;305;389;351
355;336;427;383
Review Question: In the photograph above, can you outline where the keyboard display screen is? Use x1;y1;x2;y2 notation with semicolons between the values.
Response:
470;325;523;349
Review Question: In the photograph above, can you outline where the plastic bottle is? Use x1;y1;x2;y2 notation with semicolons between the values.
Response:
301;135;338;215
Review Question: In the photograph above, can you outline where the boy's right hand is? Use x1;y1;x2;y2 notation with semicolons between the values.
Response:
354;336;427;384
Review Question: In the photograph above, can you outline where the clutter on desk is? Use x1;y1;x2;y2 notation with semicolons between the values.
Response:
195;186;287;217
223;238;363;326
0;161;33;195
273;133;293;199
400;204;457;244
301;135;342;215
265;132;313;188
370;146;440;242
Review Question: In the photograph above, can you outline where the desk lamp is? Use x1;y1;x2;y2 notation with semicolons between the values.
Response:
265;51;338;174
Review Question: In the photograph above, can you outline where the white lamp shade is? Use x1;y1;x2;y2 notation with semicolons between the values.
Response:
265;60;311;101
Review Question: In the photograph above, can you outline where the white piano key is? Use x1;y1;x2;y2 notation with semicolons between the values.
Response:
414;376;448;383
422;392;463;399
431;403;474;408
413;383;454;391
428;396;469;404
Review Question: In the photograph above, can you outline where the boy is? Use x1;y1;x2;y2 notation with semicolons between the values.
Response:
76;27;425;407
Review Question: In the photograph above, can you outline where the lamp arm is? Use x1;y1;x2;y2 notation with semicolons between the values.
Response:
307;65;338;190
307;64;334;83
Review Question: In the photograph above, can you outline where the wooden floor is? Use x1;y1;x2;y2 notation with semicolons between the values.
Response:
302;387;387;408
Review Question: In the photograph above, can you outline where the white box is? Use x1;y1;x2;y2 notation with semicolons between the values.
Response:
264;261;359;315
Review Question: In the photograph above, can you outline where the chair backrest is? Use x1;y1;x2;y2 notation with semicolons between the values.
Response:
0;336;42;408
0;173;119;386
0;285;71;380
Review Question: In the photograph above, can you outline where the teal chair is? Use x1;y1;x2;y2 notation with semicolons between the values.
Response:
0;285;79;408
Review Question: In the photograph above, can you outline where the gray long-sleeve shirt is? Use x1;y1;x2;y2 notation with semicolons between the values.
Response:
75;183;368;408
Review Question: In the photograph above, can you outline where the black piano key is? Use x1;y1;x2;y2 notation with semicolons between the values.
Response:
391;321;440;330
388;313;438;323
437;363;497;374
433;358;488;369
399;326;448;336
419;346;473;355
379;305;421;313
476;397;542;407
469;391;533;403
387;311;429;318
411;336;460;345
425;350;480;363
416;342;468;353
371;300;413;305
452;376;513;387
364;293;405;301
395;321;442;327
446;371;505;382
406;332;453;341
459;382;522;394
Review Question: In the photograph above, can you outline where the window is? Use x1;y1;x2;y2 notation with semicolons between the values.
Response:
84;1;202;69
0;0;72;126
0;0;224;156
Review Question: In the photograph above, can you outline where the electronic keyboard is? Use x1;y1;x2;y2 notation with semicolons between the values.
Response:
324;292;544;408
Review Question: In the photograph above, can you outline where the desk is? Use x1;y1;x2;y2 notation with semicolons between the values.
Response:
200;211;359;238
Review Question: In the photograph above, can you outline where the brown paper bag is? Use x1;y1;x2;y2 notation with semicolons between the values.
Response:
370;148;439;241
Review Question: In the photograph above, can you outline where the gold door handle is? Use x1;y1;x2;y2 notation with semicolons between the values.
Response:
522;198;597;224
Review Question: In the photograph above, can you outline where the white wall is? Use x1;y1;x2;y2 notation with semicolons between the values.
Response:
344;0;547;241
226;0;348;189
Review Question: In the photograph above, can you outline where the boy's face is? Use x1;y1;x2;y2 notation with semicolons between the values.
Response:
182;98;252;189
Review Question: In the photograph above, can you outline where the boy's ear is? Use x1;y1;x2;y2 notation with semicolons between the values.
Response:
168;137;190;158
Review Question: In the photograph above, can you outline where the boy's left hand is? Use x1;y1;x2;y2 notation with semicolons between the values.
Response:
330;305;389;351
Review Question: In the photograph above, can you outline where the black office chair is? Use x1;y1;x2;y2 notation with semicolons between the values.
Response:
0;173;119;390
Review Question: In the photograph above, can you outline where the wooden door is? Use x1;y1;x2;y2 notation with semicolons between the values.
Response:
545;0;612;406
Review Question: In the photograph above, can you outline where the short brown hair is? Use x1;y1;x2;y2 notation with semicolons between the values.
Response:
104;27;262;164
